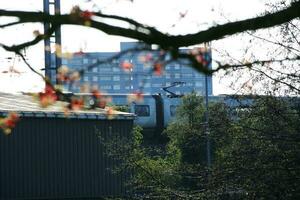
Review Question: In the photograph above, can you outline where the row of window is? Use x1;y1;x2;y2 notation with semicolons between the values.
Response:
83;75;204;88
83;73;203;81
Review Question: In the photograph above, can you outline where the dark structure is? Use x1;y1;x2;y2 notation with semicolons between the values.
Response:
0;93;135;199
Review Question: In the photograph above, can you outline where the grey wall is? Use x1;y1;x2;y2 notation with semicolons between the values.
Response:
0;117;133;199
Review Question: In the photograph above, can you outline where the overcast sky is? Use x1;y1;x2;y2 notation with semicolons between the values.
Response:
0;0;277;94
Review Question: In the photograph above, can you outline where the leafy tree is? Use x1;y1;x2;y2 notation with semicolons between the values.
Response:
213;97;300;199
101;94;299;199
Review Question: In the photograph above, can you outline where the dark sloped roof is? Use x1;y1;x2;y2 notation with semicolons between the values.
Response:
0;92;134;120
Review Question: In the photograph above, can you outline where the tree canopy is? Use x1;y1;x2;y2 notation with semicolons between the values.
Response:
108;94;300;199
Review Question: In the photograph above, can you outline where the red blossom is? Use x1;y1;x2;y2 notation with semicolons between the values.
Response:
0;112;20;135
80;10;94;21
121;61;133;72
39;84;57;107
70;98;84;110
153;62;163;76
5;113;19;128
5;119;16;128
8;112;19;122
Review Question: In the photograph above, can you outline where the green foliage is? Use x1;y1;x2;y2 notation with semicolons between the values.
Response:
174;92;205;128
99;125;181;198
106;102;130;112
213;96;300;199
101;95;300;199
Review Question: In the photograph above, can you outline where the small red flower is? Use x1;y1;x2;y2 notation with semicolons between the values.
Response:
39;84;57;107
80;10;94;21
5;113;19;128
0;112;20;135
121;61;133;72
153;62;163;76
70;98;84;110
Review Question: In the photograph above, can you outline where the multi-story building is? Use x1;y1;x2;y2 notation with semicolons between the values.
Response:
52;42;212;95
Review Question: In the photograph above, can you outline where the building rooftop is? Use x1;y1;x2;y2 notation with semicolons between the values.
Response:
0;92;134;120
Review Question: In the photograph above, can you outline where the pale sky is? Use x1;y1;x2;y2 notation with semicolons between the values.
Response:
0;0;278;94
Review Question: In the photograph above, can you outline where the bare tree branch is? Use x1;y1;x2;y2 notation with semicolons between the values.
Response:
246;31;300;54
0;24;57;53
213;56;300;73
0;1;299;50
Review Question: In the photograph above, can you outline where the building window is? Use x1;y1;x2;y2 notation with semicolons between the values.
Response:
62;59;68;65
92;67;98;73
100;66;111;72
100;85;112;90
100;76;111;81
165;73;171;79
93;76;98;82
195;73;204;78
183;73;193;78
143;64;151;70
84;76;89;82
113;85;120;90
144;82;150;88
174;63;181;69
113;76;120;81
70;59;82;65
195;81;203;87
134;105;150;116
113;67;120;72
83;58;89;64
92;59;97;64
152;83;161;87
175;73;180;78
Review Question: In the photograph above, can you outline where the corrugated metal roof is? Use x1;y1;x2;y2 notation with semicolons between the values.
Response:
0;92;135;120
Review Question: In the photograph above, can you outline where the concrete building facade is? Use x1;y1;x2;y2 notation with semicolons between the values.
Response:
52;42;212;95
